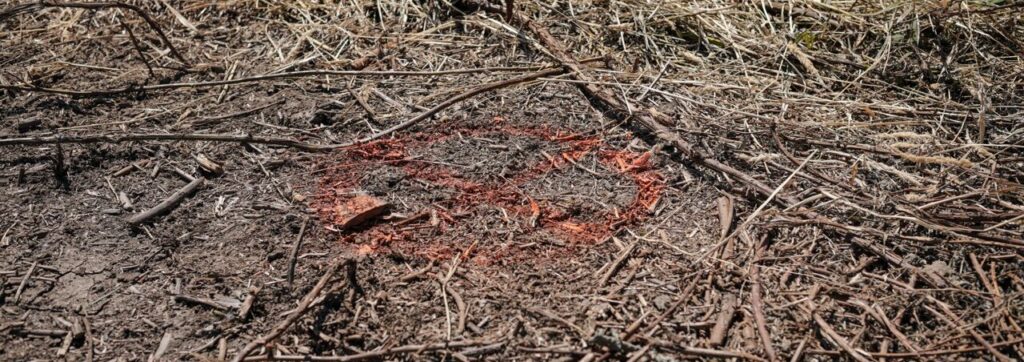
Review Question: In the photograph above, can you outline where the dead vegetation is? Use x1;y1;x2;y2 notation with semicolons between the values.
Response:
1;0;1023;361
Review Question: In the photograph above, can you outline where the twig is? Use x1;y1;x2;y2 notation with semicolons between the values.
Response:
398;261;435;283
127;177;204;225
352;66;570;144
813;313;875;362
725;151;815;240
152;331;173;361
119;18;154;80
9;1;191;66
238;286;260;320
347;84;378;122
446;283;468;336
174;294;231;311
0;65;566;97
925;296;1012;362
748;237;778;361
853;299;919;353
805;337;1024;359
194;100;285;126
231;259;351;362
708;293;737;347
241;340;492;361
0;133;341;151
526;307;587;337
13;262;38;303
287;217;309;286
82;317;94;362
598;238;638;286
640;337;768;362
623;272;700;341
2;61;600;152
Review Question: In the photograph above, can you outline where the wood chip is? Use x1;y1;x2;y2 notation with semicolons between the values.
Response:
329;193;389;230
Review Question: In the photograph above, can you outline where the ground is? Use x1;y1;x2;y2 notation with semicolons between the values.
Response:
2;1;1024;361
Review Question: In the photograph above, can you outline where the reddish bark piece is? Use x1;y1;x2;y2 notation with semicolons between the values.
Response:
332;194;389;230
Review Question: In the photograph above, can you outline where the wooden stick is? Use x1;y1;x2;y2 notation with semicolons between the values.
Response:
286;217;309;286
17;1;191;65
127;177;204;225
853;299;919;354
813;313;875;362
13;262;37;303
173;294;231;311
230;259;350;362
805;337;1024;359
639;338;768;362
238;286;260;320
597;239;638;286
622;272;700;341
708;293;737;347
351;66;568;144
748;239;778;361
0;133;342;151
0;65;564;97
241;339;490;361
925;296;1012;362
1;60;601;152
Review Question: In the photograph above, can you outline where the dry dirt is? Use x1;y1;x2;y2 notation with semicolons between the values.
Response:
2;1;1023;361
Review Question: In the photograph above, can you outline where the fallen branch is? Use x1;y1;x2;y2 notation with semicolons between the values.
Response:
242;339;492;361
286;217;309;286
1;61;600;151
0;65;566;97
813;313;875;362
353;66;570;144
0;133;340;151
708;293;737;347
13;262;38;303
173;294;232;311
805;337;1024;359
640;337;768;362
746;235;778;361
231;259;353;362
127;177;204;225
597;239;638;286
0;1;190;66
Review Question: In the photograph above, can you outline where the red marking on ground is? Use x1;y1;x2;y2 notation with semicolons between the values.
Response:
313;120;665;263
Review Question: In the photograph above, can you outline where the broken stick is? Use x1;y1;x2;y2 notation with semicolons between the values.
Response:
127;177;204;225
708;293;737;347
230;259;352;362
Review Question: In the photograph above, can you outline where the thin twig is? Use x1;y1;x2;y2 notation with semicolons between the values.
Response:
286;217;309;286
0;66;566;97
127;176;204;225
11;1;191;66
231;259;352;362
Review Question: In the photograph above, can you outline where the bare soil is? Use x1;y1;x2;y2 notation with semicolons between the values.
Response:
2;1;1023;361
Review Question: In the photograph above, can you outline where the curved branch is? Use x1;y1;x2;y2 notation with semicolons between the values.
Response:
32;1;191;66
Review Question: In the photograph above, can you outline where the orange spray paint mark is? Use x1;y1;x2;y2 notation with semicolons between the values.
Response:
313;124;665;262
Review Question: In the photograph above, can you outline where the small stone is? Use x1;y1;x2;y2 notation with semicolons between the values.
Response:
924;260;954;278
653;294;672;310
